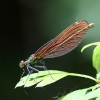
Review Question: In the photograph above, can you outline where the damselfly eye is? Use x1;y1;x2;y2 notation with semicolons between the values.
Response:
19;60;25;68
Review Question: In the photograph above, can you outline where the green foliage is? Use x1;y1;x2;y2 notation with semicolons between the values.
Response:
15;70;68;88
81;42;100;73
58;84;100;100
16;41;100;100
15;70;96;88
58;42;100;100
81;42;100;82
93;45;100;73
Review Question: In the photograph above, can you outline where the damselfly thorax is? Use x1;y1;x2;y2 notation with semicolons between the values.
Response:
19;54;41;68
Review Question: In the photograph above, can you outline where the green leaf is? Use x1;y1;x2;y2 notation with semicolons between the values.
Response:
15;70;68;88
58;84;100;100
93;45;100;73
96;73;100;82
81;42;100;52
15;70;96;88
81;42;100;73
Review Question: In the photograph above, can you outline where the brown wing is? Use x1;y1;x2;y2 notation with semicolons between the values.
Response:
43;29;87;58
34;20;94;59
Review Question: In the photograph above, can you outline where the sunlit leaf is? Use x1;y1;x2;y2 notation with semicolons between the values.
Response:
93;45;100;73
81;42;100;73
58;84;100;100
15;70;96;88
81;42;100;52
15;70;68;88
96;73;100;83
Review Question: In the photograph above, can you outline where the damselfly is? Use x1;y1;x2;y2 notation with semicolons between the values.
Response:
19;20;94;76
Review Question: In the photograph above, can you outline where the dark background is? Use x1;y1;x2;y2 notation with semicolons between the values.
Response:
1;0;100;100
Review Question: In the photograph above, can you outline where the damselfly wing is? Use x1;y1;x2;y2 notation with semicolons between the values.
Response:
34;21;94;59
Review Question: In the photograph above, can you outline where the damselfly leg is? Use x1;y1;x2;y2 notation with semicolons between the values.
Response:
34;60;54;80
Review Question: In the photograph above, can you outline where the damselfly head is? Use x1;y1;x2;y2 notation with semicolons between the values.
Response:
19;60;26;69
